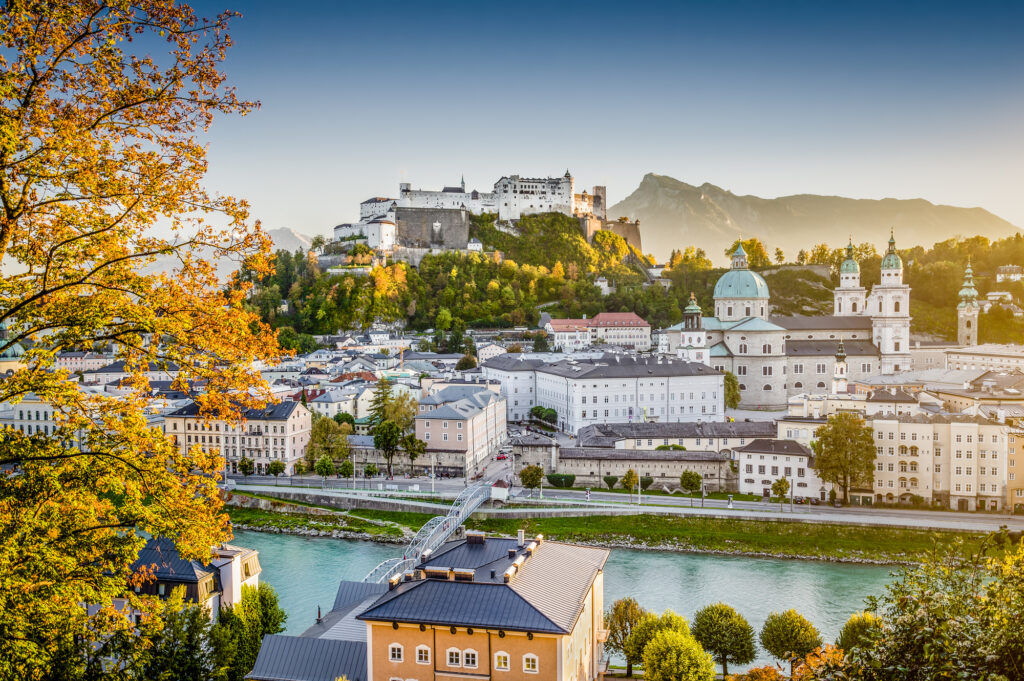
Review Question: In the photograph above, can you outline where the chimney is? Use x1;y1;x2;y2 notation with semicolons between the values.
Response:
508;548;516;559
517;529;525;547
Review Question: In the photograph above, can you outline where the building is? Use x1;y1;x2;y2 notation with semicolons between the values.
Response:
475;342;507;363
1009;428;1024;511
957;261;980;346
415;386;507;478
164;401;312;476
927;371;1024;413
533;355;724;434
735;438;830;500
544;312;652;352
996;265;1023;283
661;235;913;409
54;351;113;374
946;344;1024;373
575;420;776;456
249;533;610;681
658;293;709;365
479;355;548;423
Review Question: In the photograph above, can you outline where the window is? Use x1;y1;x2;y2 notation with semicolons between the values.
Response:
447;649;461;667
390;645;404;663
416;646;430;665
495;652;510;671
523;655;539;674
463;650;478;669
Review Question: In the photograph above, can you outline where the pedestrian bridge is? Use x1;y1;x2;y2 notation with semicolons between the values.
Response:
363;483;492;583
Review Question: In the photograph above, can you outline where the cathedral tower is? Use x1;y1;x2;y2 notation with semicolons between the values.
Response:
834;238;867;316
868;229;912;374
957;259;980;346
831;338;848;394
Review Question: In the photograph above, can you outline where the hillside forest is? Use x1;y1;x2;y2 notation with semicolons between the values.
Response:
238;212;1024;351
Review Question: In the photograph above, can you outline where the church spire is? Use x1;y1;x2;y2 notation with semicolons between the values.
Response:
958;258;979;309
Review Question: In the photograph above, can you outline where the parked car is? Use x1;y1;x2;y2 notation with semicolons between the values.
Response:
496;454;508;460
808;497;820;505
793;496;806;505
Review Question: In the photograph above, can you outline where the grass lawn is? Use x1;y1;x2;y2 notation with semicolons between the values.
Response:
463;514;986;563
226;506;404;538
573;486;762;502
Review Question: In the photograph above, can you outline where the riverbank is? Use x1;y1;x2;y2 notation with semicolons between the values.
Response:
227;504;988;565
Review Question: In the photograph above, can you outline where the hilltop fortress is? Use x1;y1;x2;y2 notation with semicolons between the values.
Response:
333;171;642;256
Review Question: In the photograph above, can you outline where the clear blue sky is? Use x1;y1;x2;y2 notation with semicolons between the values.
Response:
197;0;1024;237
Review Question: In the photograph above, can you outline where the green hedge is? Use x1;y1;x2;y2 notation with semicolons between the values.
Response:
546;474;576;488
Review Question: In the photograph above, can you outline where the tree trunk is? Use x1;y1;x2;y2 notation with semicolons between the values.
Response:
626;661;632;677
722;659;728;676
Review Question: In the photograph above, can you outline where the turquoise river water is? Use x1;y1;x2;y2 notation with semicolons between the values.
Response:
234;530;896;671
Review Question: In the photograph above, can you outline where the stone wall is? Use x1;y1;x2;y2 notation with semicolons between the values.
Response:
580;217;644;254
394;207;469;249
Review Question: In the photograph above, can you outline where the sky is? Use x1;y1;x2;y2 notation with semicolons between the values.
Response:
195;0;1024;237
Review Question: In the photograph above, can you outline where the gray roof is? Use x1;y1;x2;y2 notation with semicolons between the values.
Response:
559;447;728;462
866;388;918;403
577;420;776;446
132;537;211;584
736;439;813;457
510;432;557;447
167;400;302;421
537;355;721;380
786;340;878;357
482;354;549;372
772;315;873;331
246;635;367;681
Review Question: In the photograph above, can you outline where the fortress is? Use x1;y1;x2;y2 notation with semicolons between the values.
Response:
333;171;641;253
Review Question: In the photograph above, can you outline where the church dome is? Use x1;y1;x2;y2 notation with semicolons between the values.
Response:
840;239;859;273
881;229;902;270
713;268;770;299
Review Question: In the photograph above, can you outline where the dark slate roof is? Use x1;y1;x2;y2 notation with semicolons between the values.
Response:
559;447;727;462
357;579;565;633
246;635;367;681
736;439;813;457
772;315;873;330
133;537;211;583
333;580;388;611
509;432;557;447
85;359;180;374
482;355;548;371
785;340;878;357
167;400;302;421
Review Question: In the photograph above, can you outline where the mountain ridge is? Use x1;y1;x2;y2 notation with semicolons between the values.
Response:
609;173;1020;263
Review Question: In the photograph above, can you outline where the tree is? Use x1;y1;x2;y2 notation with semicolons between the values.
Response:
690;603;757;677
774;247;786;265
772;477;790;508
724;371;742;409
797;249;809;265
211;582;287;681
384;393;417;434
533;333;551;352
836;611;881;654
640;475;654;491
307;416;343;467
725;238;771;268
435;306;453;331
0;4;278;675
368;378;394;430
401;433;427;474
680;470;703;507
507;343;523;353
642;629;716;681
456;353;478;370
333;412;356;428
624;610;690;669
518;465;544;495
605;597;649;677
760;610;822;677
621;468;639;502
137;590;216;681
293;461;307;477
373;420;403;477
810;412;876;504
267;460;286;483
314;454;336;484
603;475;619;490
339;459;354;480
364;464;379;477
238;456;255;478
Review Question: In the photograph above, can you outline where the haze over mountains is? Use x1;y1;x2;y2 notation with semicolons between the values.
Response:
609;173;1021;264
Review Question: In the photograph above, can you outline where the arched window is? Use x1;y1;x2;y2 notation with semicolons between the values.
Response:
909;461;918;472
763;384;772;391
878;300;883;313
447;648;462;667
463;650;478;669
852;301;858;312
910;446;919;456
966;320;972;328
838;300;842;313
816;382;826;388
390;644;404;663
910;477;919;488
494;652;510;672
739;343;747;354
416;646;431;665
899;462;908;473
794;382;803;389
899;445;908;455
739;384;747;390
899;477;907;488
894;301;900;312
523;655;539;674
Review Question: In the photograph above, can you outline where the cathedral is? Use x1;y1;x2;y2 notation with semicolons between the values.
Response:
663;232;912;409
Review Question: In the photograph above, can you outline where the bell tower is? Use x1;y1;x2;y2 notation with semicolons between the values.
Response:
831;338;848;394
957;259;980;346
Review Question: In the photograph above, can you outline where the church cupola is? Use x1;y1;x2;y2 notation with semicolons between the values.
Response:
957;259;980;346
731;242;749;269
834;236;866;316
683;292;703;330
831;338;848;394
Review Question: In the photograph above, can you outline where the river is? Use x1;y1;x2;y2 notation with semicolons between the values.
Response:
234;530;896;671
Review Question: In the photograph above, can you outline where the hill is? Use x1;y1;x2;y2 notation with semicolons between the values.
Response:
609;173;1020;262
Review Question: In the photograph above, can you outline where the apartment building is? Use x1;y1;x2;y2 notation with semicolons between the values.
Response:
164;401;312;476
545;312;652;352
735;438;830;500
575;420;775;456
414;386;507;478
1009;429;1024;511
249;532;609;681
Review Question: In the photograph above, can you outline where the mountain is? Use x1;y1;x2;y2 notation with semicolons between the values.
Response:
609;173;1021;263
267;227;315;254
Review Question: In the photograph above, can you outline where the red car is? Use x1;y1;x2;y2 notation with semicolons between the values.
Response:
496;454;508;460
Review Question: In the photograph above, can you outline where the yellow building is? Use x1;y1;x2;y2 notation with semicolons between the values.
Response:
1009;428;1024;512
249;532;609;681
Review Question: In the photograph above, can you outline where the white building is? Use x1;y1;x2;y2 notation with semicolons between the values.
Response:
545;312;652;352
735;438;830;501
475;342;507;363
946;344;1024;373
996;265;1023;283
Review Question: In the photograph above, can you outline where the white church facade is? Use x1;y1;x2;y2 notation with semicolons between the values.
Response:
661;233;912;409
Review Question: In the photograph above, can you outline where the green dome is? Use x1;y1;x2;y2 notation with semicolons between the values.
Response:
840;239;859;273
713;268;770;299
684;292;702;314
881;229;902;270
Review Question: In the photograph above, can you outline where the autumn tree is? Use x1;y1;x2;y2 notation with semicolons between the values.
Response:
621;468;639;502
0;5;278;676
725;238;771;268
624;609;690;670
760;610;822;678
772;477;790;508
811;413;876;504
605;597;649;676
724;371;741;409
518;465;544;494
680;470;702;507
642;629;715;681
835;612;881;654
